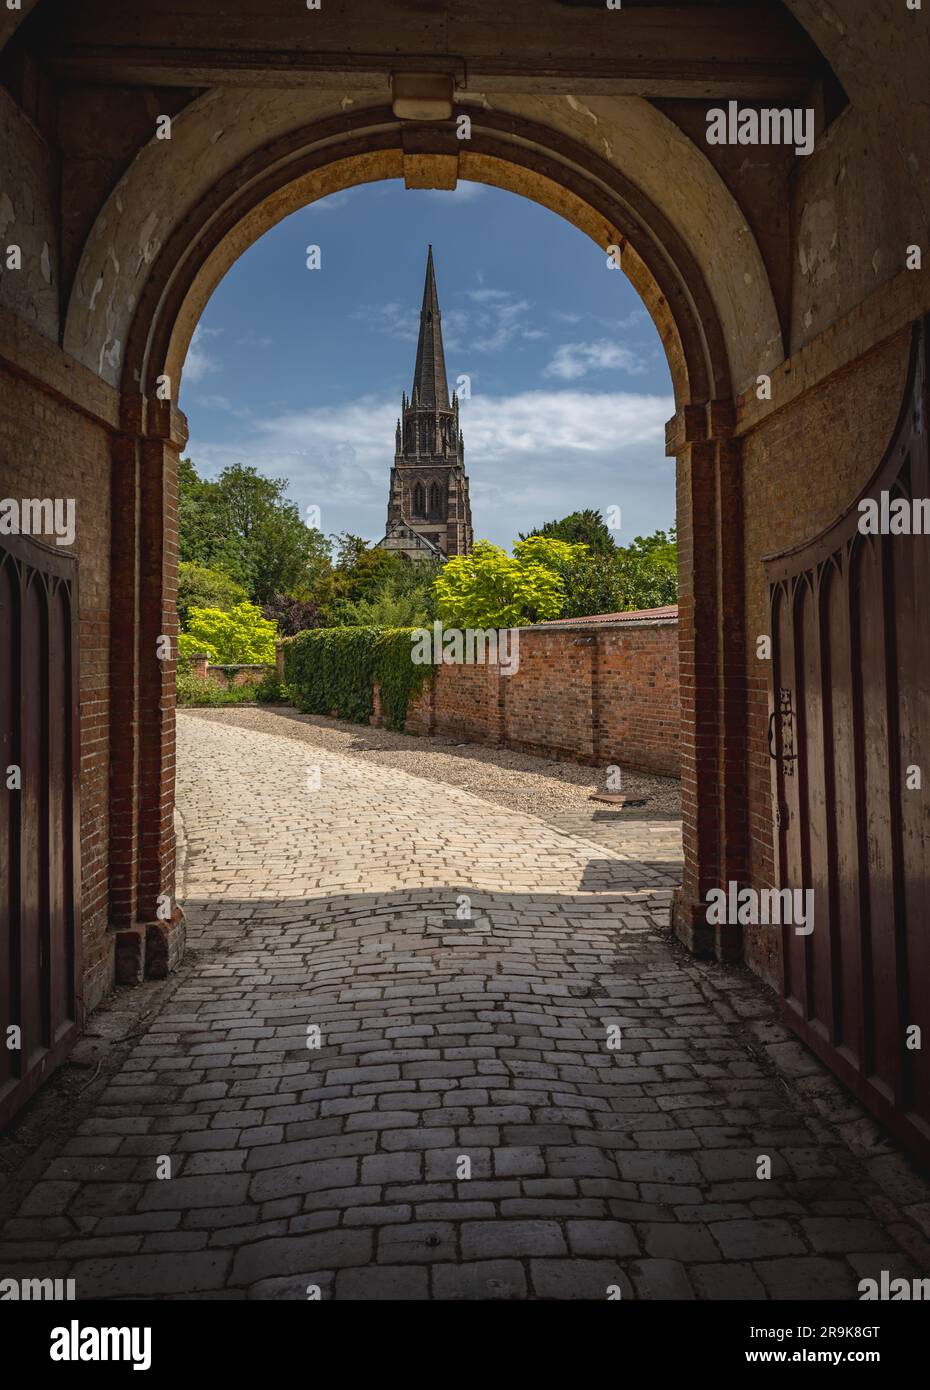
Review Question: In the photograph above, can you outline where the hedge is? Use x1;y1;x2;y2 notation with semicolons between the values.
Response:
283;626;432;731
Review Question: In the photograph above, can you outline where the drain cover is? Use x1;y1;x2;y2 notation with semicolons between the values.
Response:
589;793;647;807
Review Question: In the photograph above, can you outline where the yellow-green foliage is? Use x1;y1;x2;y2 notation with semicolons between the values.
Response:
432;538;574;628
178;602;278;665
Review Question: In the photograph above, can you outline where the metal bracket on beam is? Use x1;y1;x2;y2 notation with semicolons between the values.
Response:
392;73;454;121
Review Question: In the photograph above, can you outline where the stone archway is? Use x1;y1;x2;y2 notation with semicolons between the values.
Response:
66;99;774;964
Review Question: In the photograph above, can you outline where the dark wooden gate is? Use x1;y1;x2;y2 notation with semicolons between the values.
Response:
765;317;930;1167
0;531;81;1129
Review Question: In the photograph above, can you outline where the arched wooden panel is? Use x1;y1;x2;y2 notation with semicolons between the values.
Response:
765;317;930;1166
0;533;80;1130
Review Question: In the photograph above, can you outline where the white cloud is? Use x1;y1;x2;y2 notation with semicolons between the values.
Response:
544;339;646;381
350;300;419;343
422;181;485;202
235;328;273;349
355;284;546;356
467;288;513;304
351;301;470;352
553;308;647;332
304;188;357;214
183;324;222;383
185;387;674;547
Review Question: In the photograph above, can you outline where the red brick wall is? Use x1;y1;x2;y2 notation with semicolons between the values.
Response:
597;626;681;775
502;630;595;762
407;660;493;741
190;660;274;689
405;620;680;778
0;365;114;1010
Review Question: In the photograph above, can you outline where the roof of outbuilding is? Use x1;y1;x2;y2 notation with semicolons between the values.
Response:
536;604;678;626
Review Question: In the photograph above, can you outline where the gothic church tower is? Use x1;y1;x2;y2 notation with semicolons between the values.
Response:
379;247;473;560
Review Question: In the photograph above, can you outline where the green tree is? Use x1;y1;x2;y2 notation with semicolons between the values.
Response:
335;588;434;628
433;540;565;627
318;542;441;628
177;562;248;627
511;534;628;620
178;602;279;665
178;460;332;605
519;508;616;557
511;535;589;576
558;551;627;618
178;457;227;567
332;532;370;570
613;528;678;609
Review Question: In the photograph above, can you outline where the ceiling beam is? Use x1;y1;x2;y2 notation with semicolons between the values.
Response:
22;4;826;100
0;0;42;54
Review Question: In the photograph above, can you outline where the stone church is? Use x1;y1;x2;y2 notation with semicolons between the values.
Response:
377;247;473;560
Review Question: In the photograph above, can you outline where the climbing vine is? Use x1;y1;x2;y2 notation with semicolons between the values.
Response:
283;626;433;731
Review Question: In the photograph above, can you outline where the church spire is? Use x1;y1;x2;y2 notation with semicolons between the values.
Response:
411;244;449;410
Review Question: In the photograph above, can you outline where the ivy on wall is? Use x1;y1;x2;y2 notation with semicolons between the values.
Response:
283;626;433;731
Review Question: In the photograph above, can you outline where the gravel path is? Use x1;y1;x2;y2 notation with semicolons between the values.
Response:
184;704;682;821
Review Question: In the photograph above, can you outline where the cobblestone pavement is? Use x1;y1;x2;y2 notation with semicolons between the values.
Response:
1;714;928;1301
188;704;682;820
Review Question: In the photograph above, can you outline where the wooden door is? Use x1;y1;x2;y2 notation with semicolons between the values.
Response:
765;317;930;1165
0;531;81;1129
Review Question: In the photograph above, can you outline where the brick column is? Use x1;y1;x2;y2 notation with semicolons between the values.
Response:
108;397;187;982
109;432;141;930
591;631;603;765
137;419;181;923
670;401;747;961
486;661;505;746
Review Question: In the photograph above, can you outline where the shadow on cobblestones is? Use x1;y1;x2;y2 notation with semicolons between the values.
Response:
2;713;926;1301
1;883;927;1300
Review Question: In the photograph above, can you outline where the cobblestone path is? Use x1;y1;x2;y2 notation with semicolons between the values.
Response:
0;712;928;1300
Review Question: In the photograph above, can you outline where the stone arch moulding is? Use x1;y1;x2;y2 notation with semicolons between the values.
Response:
61;102;782;414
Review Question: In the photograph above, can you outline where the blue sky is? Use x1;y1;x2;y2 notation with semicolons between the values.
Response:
181;179;675;551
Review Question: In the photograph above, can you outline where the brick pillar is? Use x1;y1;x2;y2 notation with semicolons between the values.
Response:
137;420;180;922
571;633;598;763
669;401;747;961
591;631;603;765
487;658;505;745
108;396;187;979
109;433;141;929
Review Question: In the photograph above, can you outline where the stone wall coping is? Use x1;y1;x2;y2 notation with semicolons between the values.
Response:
524;618;678;632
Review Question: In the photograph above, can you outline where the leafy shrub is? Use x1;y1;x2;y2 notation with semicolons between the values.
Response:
177;563;248;627
179;601;278;665
432;539;566;628
261;593;323;636
253;672;290;703
283;626;432;730
176;669;263;707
